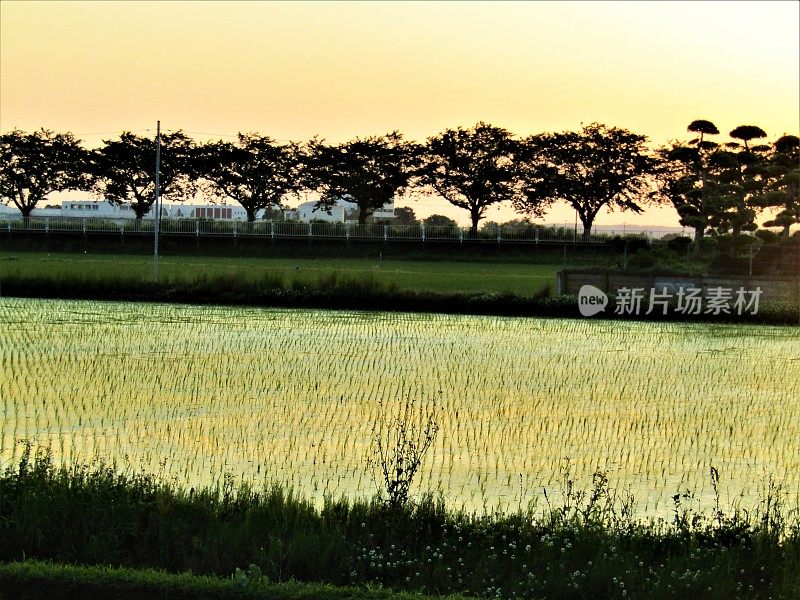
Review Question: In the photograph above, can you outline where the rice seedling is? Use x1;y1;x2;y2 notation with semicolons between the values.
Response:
1;298;798;519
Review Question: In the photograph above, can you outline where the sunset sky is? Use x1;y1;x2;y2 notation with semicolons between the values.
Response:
1;1;798;227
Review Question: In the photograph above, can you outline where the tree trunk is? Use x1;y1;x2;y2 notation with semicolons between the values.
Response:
470;210;480;238
19;204;34;218
246;207;257;222
358;205;369;225
133;202;150;220
692;226;705;254
580;215;594;242
783;224;791;238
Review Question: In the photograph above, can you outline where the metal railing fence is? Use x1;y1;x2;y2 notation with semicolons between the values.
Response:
0;216;689;244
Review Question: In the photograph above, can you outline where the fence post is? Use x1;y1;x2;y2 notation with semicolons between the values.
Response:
45;217;49;233
421;223;425;242
195;221;199;237
498;227;501;243
233;221;237;238
535;227;539;245
459;228;463;244
384;224;388;242
270;220;275;239
346;222;350;241
308;222;313;237
82;218;86;233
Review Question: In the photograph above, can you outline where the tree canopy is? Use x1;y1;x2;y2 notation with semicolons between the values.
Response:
196;134;302;222
687;119;720;145
749;134;800;237
655;120;782;243
91;131;196;219
419;122;524;235
393;206;418;225
515;123;657;238
422;214;458;228
729;125;767;152
304;132;421;224
0;129;88;217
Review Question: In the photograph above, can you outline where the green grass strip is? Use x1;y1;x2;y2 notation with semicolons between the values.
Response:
0;560;471;600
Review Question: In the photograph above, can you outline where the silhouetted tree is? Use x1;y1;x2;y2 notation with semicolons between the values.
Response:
687;119;720;149
656;145;710;243
91;131;196;219
423;214;458;228
702;149;756;237
750;134;800;237
729;125;767;153
261;205;287;221
0;129;89;217
711;125;770;236
420;122;524;236
196;134;302;222
515;123;657;239
304;132;421;224
393;206;418;225
655;120;726;243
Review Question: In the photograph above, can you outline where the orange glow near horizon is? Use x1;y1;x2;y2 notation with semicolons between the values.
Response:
1;1;798;226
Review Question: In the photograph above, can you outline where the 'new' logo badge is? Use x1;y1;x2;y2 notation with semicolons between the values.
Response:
578;285;608;317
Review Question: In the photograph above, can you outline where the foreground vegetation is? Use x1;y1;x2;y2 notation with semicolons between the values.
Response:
1;448;798;600
0;561;470;600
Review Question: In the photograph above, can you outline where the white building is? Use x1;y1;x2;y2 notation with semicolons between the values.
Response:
284;201;346;223
338;196;395;221
60;199;251;220
61;199;127;217
2;197;395;223
284;197;395;223
0;203;63;218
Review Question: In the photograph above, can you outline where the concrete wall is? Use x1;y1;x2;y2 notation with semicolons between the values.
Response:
558;270;800;302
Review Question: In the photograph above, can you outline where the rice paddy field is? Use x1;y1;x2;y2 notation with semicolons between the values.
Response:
1;297;798;519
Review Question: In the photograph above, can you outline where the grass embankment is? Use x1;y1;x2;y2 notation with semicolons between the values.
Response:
0;561;470;600
1;251;797;324
0;252;560;296
1;449;798;599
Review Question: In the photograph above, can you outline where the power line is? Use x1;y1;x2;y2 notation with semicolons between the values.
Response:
73;129;154;136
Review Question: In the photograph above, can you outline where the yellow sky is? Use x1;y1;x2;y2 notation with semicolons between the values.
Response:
1;0;798;226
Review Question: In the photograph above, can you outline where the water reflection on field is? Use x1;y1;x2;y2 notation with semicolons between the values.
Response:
2;298;798;517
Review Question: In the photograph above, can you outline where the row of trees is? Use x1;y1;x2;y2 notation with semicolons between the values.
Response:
1;122;797;239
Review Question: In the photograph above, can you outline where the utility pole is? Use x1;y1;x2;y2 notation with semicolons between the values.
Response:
573;210;578;243
152;121;161;282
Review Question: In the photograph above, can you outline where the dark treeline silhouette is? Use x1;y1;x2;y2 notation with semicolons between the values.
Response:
1;121;797;242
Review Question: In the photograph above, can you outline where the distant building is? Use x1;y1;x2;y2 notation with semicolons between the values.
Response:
0;203;63;218
61;200;128;217
338;197;395;221
61;200;250;220
0;199;251;221
1;197;396;223
284;197;395;223
284;201;346;223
